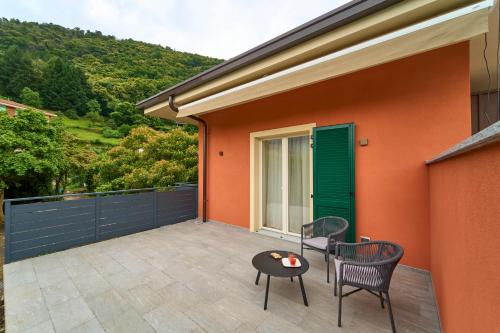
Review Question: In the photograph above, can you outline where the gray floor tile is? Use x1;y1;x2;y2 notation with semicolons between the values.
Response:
35;267;69;288
71;269;111;298
47;297;95;332
42;279;80;306
120;284;164;315
143;304;203;333
4;262;37;289
5;282;50;332
65;318;105;333
102;309;155;333
85;289;129;323
20;320;55;333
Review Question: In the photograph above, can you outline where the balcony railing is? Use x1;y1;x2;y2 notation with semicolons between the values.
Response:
3;185;198;263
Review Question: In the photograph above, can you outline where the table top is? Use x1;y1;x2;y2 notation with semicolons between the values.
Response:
252;250;309;277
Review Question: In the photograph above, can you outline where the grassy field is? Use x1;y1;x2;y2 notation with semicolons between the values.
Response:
60;116;121;145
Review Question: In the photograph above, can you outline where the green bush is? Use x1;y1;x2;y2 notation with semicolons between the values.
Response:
20;87;42;108
105;118;117;129
84;110;103;127
65;109;78;119
118;124;132;136
102;127;123;138
86;99;101;114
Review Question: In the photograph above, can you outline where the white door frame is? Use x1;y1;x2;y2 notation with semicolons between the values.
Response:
249;123;315;233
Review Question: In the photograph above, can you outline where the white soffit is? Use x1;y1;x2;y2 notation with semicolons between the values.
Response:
144;100;198;125
177;0;493;117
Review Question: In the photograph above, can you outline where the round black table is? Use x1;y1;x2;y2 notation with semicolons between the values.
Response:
252;250;309;310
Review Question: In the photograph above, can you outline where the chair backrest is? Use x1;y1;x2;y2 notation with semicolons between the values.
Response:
313;216;349;240
337;241;404;291
346;241;403;264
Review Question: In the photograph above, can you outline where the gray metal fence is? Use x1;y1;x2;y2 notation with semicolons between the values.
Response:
3;186;197;263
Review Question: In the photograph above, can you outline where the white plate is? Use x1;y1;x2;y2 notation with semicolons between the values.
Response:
282;258;301;268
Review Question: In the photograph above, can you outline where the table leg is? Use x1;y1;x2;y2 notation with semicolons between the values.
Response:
255;271;261;285
264;275;270;310
290;277;293;282
298;275;308;307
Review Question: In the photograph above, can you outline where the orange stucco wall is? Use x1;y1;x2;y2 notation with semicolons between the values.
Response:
197;42;470;269
428;142;500;332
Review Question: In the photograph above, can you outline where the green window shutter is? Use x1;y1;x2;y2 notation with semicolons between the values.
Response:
313;124;355;242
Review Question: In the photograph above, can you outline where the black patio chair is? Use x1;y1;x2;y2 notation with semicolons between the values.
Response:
301;216;349;283
335;241;404;333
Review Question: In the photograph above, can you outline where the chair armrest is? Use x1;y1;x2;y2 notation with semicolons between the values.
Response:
327;228;347;245
301;222;314;239
301;222;314;230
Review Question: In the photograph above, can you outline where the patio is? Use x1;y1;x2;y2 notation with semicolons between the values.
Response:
4;220;440;333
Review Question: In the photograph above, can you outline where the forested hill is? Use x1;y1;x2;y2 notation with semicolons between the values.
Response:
0;18;222;114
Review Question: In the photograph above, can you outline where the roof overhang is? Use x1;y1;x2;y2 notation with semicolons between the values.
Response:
0;101;27;109
143;100;198;125
139;0;404;111
175;0;492;117
142;0;495;121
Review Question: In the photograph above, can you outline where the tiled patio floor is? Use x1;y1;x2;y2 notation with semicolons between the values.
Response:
4;221;440;333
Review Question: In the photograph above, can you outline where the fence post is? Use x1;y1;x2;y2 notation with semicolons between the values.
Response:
4;201;12;264
94;194;101;242
153;189;158;228
194;187;199;219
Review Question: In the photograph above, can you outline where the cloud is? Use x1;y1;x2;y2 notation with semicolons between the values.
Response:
0;0;350;59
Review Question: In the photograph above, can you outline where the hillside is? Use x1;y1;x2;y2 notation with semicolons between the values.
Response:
60;116;121;146
0;18;222;112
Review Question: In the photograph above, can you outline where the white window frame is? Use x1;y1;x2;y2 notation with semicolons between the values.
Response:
250;123;315;235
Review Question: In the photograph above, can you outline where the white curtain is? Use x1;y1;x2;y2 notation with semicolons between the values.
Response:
288;136;310;234
262;139;282;230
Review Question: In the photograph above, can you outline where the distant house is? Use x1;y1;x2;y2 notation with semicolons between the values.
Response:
0;98;57;120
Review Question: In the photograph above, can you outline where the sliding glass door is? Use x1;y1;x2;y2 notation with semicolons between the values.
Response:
261;135;310;235
288;136;310;234
262;139;283;230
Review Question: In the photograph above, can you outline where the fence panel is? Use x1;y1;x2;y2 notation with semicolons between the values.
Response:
3;186;198;263
98;192;155;241
8;199;95;263
157;190;197;226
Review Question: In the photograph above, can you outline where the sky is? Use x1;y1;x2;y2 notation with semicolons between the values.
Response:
0;0;351;59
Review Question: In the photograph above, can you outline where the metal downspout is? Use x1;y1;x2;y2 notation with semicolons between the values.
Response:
169;95;207;222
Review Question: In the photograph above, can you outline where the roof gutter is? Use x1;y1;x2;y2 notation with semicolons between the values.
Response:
169;96;208;223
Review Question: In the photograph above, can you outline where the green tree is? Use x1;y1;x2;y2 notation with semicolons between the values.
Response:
84;110;103;127
0;110;66;205
40;57;92;115
93;126;198;190
86;99;101;114
109;102;137;126
0;46;38;99
20;87;42;108
56;133;97;193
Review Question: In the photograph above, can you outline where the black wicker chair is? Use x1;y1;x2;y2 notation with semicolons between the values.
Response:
301;216;349;283
335;241;404;333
